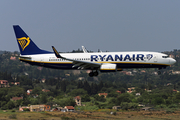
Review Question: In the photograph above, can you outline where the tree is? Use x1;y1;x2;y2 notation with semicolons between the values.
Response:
68;88;87;96
91;83;98;95
81;94;91;102
151;97;165;105
107;92;119;98
40;93;48;104
175;92;180;100
98;81;103;91
135;87;144;94
77;81;83;89
32;87;42;95
83;81;91;94
115;93;131;105
15;99;23;107
58;97;76;107
94;94;106;102
6;101;15;109
61;81;66;92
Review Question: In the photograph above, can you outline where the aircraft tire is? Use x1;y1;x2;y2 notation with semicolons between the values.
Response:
89;72;94;77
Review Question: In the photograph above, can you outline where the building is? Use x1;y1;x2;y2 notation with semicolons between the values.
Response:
172;71;180;74
27;89;33;95
74;96;82;106
42;89;50;92
127;87;135;93
98;93;108;98
112;106;121;110
11;82;20;86
64;106;75;112
0;80;9;87
136;93;141;96
116;90;121;94
52;107;63;111
10;56;16;60
11;97;23;101
41;79;46;83
30;105;51;112
127;90;133;93
19;106;30;111
141;107;154;111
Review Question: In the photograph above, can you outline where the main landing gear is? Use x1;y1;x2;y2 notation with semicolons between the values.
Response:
89;70;99;77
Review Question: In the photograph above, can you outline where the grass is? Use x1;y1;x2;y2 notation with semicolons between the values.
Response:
0;110;180;120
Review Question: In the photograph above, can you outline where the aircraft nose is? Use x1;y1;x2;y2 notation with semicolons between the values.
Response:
170;58;176;65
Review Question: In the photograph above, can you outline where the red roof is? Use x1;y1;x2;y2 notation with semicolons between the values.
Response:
116;90;121;94
42;89;50;92
65;106;74;109
10;56;16;60
74;96;81;100
11;97;23;101
98;93;108;96
0;80;8;85
173;89;177;92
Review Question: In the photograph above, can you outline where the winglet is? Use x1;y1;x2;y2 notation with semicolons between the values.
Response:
82;46;88;53
52;46;62;58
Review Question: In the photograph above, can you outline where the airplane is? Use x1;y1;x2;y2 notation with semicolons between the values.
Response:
13;25;176;77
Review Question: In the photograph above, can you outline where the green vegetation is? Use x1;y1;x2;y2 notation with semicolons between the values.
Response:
0;49;180;111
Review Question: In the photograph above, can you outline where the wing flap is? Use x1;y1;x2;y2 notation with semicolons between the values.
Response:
52;46;101;69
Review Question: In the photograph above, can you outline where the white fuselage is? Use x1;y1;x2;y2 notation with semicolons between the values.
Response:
20;51;176;70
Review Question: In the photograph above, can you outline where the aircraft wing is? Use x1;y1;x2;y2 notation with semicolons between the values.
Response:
52;46;101;70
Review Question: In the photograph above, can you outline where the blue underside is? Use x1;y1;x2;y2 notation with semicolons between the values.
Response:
22;60;168;70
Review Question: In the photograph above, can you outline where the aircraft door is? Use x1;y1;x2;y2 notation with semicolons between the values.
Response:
154;55;158;62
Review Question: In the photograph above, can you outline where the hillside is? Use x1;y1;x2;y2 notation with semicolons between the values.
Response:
0;49;180;111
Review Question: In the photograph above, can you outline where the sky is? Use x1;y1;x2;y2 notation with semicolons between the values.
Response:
1;0;180;52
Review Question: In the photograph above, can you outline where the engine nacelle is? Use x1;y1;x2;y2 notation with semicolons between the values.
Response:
100;64;117;72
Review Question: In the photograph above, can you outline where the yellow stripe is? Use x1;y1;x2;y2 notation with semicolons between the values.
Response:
101;69;116;70
96;61;170;66
19;58;170;66
53;47;59;56
20;58;72;64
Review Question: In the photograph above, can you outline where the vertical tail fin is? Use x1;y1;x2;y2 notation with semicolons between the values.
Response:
13;25;52;55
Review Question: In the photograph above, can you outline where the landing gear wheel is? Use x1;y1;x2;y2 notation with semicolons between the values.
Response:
89;72;94;77
89;71;99;77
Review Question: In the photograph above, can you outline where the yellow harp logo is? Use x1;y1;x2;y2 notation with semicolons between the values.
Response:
17;37;31;51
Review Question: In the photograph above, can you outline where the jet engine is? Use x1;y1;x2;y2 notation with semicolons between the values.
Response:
100;64;117;72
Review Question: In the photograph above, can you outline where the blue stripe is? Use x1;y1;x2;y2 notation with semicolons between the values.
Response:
21;59;168;70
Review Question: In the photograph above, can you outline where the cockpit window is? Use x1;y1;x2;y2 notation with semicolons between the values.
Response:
162;56;169;58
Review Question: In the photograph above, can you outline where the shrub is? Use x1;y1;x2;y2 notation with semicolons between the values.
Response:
11;110;16;112
168;104;178;108
23;108;30;111
166;109;174;114
9;114;17;119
